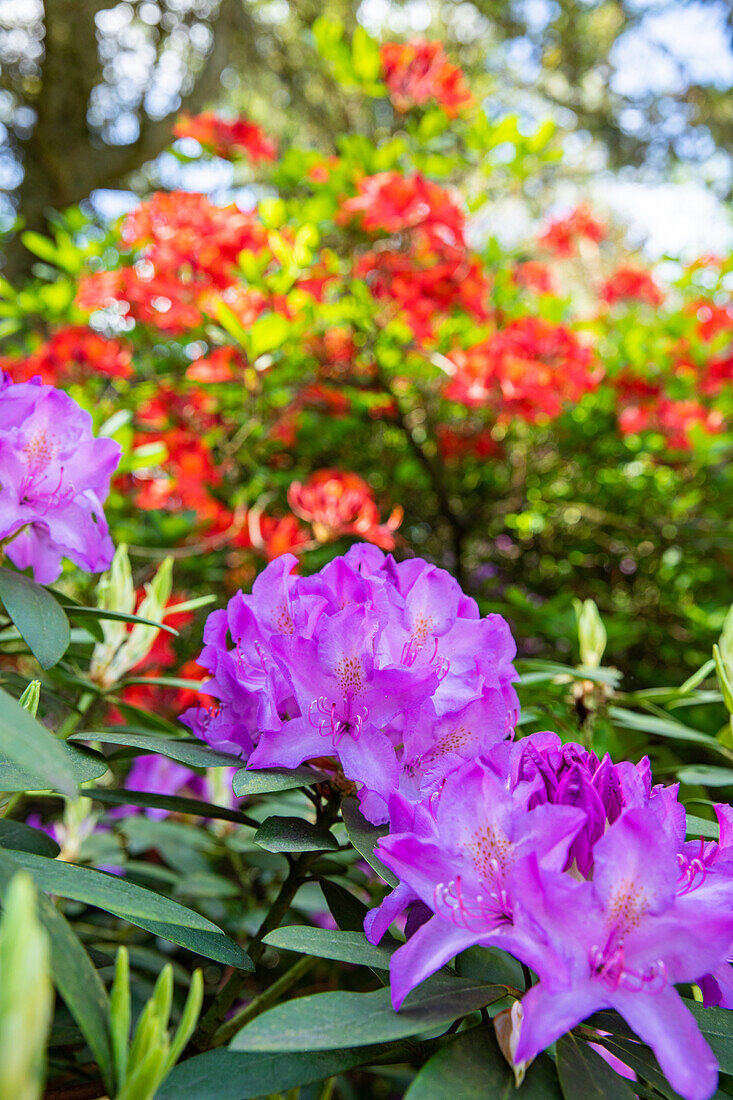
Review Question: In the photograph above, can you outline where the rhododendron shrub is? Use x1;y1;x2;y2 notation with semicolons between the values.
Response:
1;28;733;1096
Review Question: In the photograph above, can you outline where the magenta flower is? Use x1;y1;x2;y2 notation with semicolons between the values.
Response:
184;546;520;821
0;374;121;583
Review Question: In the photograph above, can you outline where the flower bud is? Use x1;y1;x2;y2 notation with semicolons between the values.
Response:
0;873;53;1100
574;598;606;669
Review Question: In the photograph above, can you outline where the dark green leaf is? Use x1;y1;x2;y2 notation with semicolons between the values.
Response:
264;927;395;969
232;765;328;796
87;787;256;826
341;797;398;887
683;999;733;1074
0;743;106;792
320;878;370;934
0;849;115;1094
0;819;59;857
593;1035;679;1100
0;566;70;668
157;1045;402;1100
609;707;725;752
455;946;525;990
557;1033;636;1099
254;816;339;853
230;974;506;1052
61;606;178;635
405;1026;562;1100
0;687;103;795
71;729;242;768
9;851;252;969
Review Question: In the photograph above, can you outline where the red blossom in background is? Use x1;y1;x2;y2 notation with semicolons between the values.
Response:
445;317;601;421
380;39;474;117
537;203;607;258
78;193;267;333
513;260;556;295
287;469;403;549
0;325;133;385
599;265;664;307
340;172;466;251
436;424;502;463
174;111;277;162
692;300;733;342
186;345;245;383
614;373;724;450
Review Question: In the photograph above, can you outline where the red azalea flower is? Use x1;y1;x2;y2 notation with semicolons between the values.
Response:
1;325;133;385
700;353;733;396
599;265;664;307
445;317;600;421
512;261;556;296
380;39;474;117
174;111;277;162
436;424;502;462
287;469;403;549
537;204;606;258
615;373;724;450
340;172;466;251
186;345;245;382
692;299;733;342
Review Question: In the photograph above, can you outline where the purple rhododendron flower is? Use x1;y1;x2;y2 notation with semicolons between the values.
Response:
0;373;121;582
366;731;733;1100
183;545;519;822
124;755;239;818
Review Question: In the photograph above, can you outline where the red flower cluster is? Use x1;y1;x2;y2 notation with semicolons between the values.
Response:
615;374;724;450
340;172;465;251
78;192;267;333
445;317;600;421
287;469;403;549
436;424;501;463
1;325;132;385
186;346;246;383
513;261;556;296
599;265;664;307
244;513;311;560
693;300;733;342
380;39;473;117
537;204;606;258
173;111;277;162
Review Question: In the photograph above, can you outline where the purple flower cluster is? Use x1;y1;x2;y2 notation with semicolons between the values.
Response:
368;733;733;1100
0;373;121;583
188;546;733;1099
184;545;519;823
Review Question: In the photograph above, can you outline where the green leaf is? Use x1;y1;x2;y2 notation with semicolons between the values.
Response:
87;787;255;826
232;765;328;796
592;1034;678;1100
110;948;131;1088
263;927;395;969
230;974;506;1052
71;730;242;769
557;1033;636;1099
341;797;398;887
254;816;339;853
678;766;733;788
320;878;371;934
250;313;290;358
0;819;60;857
0;566;70;668
157;1045;400;1100
8;851;252;969
683;999;733;1074
609;707;726;752
685;814;719;840
0;687;102;796
0;742;106;793
405;1026;562;1099
0;849;115;1094
58;605;179;636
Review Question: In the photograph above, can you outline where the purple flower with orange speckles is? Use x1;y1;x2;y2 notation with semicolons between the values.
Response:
0;373;121;582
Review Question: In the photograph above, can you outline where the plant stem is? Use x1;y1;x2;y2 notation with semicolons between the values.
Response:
211;952;316;1047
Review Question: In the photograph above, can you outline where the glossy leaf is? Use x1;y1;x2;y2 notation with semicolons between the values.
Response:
405;1026;562;1100
341;797;398;887
0;566;70;668
0;819;60;857
231;974;506;1052
254;815;339;853
87;787;256;826
557;1033;636;1099
72;729;242;768
263;927;396;968
232;764;328;796
683;999;733;1074
9;851;252;969
157;1045;400;1100
0;687;103;796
